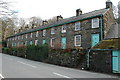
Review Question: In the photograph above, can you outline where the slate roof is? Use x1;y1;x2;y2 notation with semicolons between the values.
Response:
9;8;109;38
93;38;120;50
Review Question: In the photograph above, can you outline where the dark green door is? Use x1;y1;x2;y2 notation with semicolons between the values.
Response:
61;37;66;49
91;34;100;47
112;50;120;73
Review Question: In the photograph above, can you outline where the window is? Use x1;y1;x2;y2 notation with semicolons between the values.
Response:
75;22;81;31
12;43;14;47
43;29;46;36
22;35;23;39
30;41;33;45
92;18;99;28
51;38;55;47
42;40;46;44
12;43;16;47
25;41;27;46
51;28;55;34
31;33;33;38
36;31;39;37
35;40;38;45
12;37;14;41
74;35;81;46
15;36;17;40
26;34;28;38
62;25;66;33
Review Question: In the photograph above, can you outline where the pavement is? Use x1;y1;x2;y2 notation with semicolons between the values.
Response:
0;53;119;79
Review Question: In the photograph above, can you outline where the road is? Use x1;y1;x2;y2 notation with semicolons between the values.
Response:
0;53;118;79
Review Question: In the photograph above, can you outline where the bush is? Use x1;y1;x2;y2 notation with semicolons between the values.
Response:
2;47;10;54
26;44;49;61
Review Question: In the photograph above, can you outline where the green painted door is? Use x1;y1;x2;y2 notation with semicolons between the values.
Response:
112;50;120;73
61;37;66;49
30;41;33;45
42;40;46;44
91;34;100;47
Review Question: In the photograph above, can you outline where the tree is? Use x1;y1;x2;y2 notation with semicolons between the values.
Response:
17;18;26;31
29;17;42;28
113;5;118;19
47;16;57;23
0;1;16;17
117;1;120;23
1;17;15;40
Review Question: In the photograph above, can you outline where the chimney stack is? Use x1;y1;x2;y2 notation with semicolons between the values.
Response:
106;0;113;9
76;9;82;16
42;20;48;25
57;15;63;21
18;29;21;32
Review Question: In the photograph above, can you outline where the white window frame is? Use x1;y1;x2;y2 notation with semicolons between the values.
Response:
92;18;99;28
51;38;55;47
35;40;38;45
74;35;81;46
15;37;16;40
12;37;14;41
25;41;27;46
62;25;66;33
31;33;33;38
51;28;55;34
22;35;23;39
36;31;39;37
75;22;81;31
26;34;28;38
43;29;46;36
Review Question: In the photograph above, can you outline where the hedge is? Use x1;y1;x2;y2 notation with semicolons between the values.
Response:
2;44;49;61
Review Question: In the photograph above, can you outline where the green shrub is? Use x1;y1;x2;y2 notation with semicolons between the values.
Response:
26;44;49;61
2;47;10;54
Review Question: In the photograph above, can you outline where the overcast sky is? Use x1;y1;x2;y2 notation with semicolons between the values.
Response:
8;0;119;19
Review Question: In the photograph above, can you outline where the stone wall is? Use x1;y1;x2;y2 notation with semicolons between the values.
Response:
89;50;112;73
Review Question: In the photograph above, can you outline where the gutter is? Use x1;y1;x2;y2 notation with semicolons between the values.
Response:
8;14;103;38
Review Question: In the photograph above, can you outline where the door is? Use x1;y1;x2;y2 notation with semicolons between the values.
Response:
91;34;100;47
42;40;46;44
61;37;66;49
112;50;120;73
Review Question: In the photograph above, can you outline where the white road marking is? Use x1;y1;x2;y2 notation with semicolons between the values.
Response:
17;61;37;68
0;74;4;78
53;72;71;78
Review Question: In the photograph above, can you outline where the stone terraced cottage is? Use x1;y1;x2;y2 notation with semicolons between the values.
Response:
7;0;116;50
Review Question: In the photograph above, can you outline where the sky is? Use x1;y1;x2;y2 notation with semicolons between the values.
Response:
8;0;120;20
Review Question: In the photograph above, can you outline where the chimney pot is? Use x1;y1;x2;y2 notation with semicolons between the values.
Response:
57;15;63;21
106;0;113;9
76;9;82;16
42;20;48;25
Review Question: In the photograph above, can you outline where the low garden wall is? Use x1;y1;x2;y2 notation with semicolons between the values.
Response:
2;45;87;69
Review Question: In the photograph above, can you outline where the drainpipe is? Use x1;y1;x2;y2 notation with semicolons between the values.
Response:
87;49;91;68
100;15;103;40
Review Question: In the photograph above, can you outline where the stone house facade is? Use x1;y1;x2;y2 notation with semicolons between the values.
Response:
7;1;115;50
